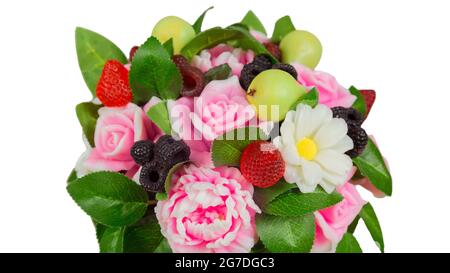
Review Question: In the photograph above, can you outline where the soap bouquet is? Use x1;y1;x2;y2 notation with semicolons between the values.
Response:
68;8;392;253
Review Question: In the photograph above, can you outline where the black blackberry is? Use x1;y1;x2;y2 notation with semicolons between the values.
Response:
139;161;169;192
155;135;190;165
239;54;273;90
346;126;368;158
332;107;364;127
272;63;298;79
130;140;154;165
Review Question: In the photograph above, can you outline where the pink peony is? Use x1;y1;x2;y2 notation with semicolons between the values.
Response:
83;103;159;172
191;44;254;76
292;63;356;108
169;76;256;167
155;165;261;253
312;168;366;252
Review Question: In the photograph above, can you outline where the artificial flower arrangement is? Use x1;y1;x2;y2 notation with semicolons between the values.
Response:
68;7;392;253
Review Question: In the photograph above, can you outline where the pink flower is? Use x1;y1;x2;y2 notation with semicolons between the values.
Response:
292;63;356;108
191;44;254;76
250;30;270;44
312;168;366;252
155;165;261;253
83;103;159;172
169;76;256;167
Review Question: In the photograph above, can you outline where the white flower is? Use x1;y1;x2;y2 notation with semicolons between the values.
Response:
272;104;354;193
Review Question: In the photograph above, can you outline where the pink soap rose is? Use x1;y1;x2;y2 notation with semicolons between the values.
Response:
155;165;261;253
83;103;158;172
191;44;254;76
292;63;356;108
312;168;366;252
169;76;256;167
250;30;270;44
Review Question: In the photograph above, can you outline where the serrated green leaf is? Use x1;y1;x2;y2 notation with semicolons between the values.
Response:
100;226;125;253
204;64;232;83
163;39;174;56
264;188;343;217
130;37;182;104
147;101;171;135
192;6;214;34
75;27;127;97
290;88;319;110
95;221;107;244
359;203;384;252
241;10;267;35
272;16;296;43
75;102;101;147
349;86;367;115
67;172;148;227
212;127;268;167
353;139;392;196
154;238;172;253
181;27;244;60
67;169;77;184
256;213;315;253
335;233;363;253
253;180;296;210
123;214;164;253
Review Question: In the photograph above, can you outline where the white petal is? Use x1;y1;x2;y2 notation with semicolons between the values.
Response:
284;165;303;184
297;182;317;193
314;118;348;150
294;104;312;140
301;160;323;186
329;135;354;153
280;143;302;165
319;180;337;194
310;104;332;134
314;149;353;175
280;118;296;146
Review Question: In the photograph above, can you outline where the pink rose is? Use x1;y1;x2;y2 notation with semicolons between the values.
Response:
191;44;254;76
292;63;356;108
155;165;261;253
169;76;256;167
83;103;159;172
313;168;366;252
250;30;270;44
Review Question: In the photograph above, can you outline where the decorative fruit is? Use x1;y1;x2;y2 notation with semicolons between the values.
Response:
264;42;282;61
129;46;139;62
240;141;285;188
279;30;322;69
239;54;273;90
246;69;306;122
346;126;368;158
96;60;132;107
151;16;196;54
360;89;376;118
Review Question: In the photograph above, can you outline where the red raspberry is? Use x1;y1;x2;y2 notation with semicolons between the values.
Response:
264;42;282;61
360;90;376;118
240;141;285;188
129;46;139;62
96;60;133;107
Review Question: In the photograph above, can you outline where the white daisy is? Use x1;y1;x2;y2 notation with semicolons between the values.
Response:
272;104;354;193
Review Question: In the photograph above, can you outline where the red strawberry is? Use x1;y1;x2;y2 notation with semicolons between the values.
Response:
360;90;376;118
96;60;132;107
240;140;285;188
129;46;139;62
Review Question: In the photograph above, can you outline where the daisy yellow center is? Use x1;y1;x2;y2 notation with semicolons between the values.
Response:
296;138;318;161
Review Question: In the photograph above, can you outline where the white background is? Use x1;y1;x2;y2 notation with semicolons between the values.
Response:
0;0;449;253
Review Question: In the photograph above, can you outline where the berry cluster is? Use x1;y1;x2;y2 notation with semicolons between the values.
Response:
332;107;368;158
239;54;297;91
130;136;190;192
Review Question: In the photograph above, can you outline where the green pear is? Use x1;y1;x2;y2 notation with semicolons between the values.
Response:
152;16;196;54
280;30;322;69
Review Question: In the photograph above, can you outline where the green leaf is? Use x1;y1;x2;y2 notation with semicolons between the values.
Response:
130;37;182;104
155;192;168;201
290;88;319;110
154;238;172;253
264;188;343;217
253;180;296;210
227;25;278;63
349;86;367;115
123;214;164;253
75;27;127;97
100;226;125;253
271;16;296;43
147;101;171;135
192;6;214;34
256;213;315;253
67;172;148;227
181;27;243;60
359;203;384;252
67;169;77;184
95;221;107;244
251;241;269;253
335;233;363;253
75;102;101;147
211;127;268;167
241;10;267;35
204;64;232;83
347;215;360;234
353;138;392;196
163;39;174;56
156;162;189;201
